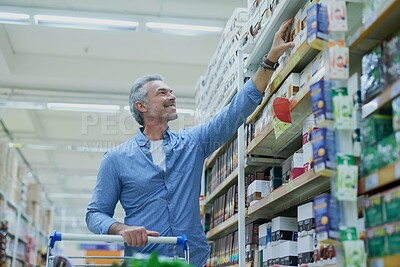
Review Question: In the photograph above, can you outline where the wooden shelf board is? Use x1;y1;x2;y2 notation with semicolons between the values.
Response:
362;79;400;119
206;213;239;240
243;0;306;69
247;42;318;124
359;160;400;194
247;171;330;223
348;0;400;52
368;254;400;267
204;168;238;208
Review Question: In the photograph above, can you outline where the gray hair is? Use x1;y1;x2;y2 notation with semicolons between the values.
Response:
129;74;164;126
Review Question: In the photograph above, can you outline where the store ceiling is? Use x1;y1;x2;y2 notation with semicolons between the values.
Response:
0;0;246;234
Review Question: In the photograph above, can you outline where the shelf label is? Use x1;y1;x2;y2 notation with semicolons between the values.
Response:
369;258;384;267
273;117;291;139
396;162;400;180
365;172;378;191
292;52;301;65
274;76;282;88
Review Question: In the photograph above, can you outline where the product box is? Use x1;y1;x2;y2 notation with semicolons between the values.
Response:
313;194;339;242
271;216;298;242
307;3;328;50
279;73;300;99
326;0;348;32
279;241;298;266
270;177;283;192
259;223;268;248
360;145;379;176
385;221;400;255
366;226;386;258
336;154;358;201
311;128;336;176
392;96;400;131
361;44;384;103
297;235;314;265
300;62;313;92
364;193;383;228
361;114;393;147
302;113;318;145
247;180;270;206
342;240;366;267
311;52;325;76
383;185;400;223
383;29;400;86
329;39;349;79
268;243;280;266
312;231;336;264
298;202;315;234
332;86;353;130
377;134;398;168
311;80;333;127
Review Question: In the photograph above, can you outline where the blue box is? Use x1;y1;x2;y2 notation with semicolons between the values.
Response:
313;194;339;242
311;128;336;176
307;3;328;50
311;80;333;127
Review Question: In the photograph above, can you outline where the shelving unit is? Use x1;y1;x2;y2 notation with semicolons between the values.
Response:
359;160;400;194
244;0;306;70
247;171;330;223
247;43;320;124
362;79;400;119
206;213;240;241
348;0;400;52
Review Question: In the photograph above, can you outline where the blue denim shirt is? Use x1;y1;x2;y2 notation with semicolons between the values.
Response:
86;79;262;266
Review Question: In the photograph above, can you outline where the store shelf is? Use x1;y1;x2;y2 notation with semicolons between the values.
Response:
362;79;400;119
243;0;306;69
348;0;400;52
247;42;318;124
359;160;400;194
247;93;311;158
206;213;239;241
247;171;330;223
205;168;238;208
368;254;400;267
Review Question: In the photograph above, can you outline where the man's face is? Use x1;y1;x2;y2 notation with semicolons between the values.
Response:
143;80;178;123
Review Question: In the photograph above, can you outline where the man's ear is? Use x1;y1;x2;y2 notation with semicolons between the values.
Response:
135;101;147;113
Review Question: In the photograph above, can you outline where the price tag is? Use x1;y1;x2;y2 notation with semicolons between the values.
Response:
292;52;301;65
273;117;291;139
396;162;400;180
274;76;281;88
369;258;384;267
365;172;378;191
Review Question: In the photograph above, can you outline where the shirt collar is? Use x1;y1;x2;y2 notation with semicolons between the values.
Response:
135;127;172;147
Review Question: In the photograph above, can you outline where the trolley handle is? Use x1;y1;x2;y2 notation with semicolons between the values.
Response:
49;230;188;253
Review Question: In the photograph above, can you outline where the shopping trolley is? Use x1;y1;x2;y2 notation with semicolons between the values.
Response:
46;231;189;267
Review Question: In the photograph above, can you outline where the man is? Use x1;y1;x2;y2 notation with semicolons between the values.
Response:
86;18;294;267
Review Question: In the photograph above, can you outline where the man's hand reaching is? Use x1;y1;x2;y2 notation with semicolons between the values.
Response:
268;18;295;62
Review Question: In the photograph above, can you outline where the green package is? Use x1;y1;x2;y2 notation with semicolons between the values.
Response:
336;155;358;201
360;145;379;176
377;134;398;168
383;186;400;223
386;222;400;255
364;194;383;228
367;226;386;258
361;115;393;146
342;240;367;267
392;96;400;131
332;87;353;130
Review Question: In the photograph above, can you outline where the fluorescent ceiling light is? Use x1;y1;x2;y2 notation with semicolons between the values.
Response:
123;105;194;116
47;103;120;113
0;12;30;25
34;15;138;31
0;100;45;110
25;144;57;150
146;22;223;35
